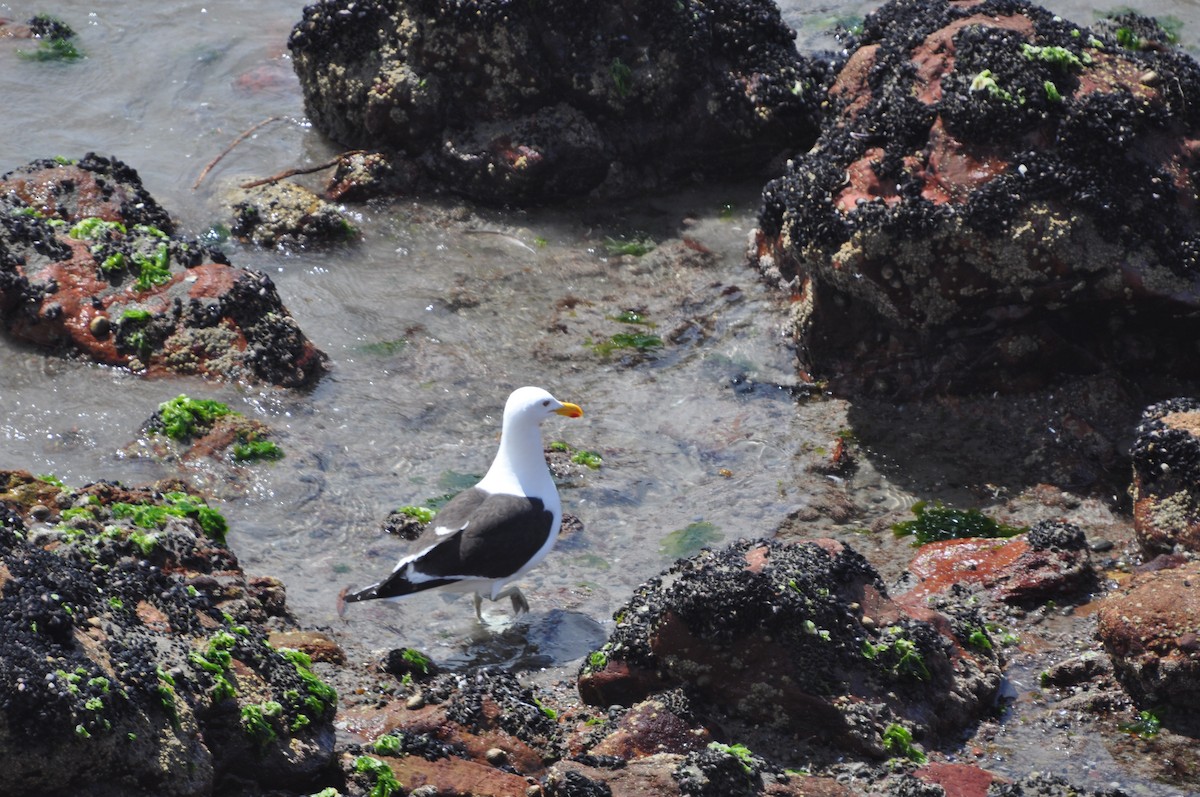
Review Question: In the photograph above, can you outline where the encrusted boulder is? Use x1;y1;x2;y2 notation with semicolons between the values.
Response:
1130;397;1200;555
577;539;1003;759
904;519;1095;604
751;0;1200;397
0;470;337;796
1096;558;1200;714
0;154;327;386
288;0;824;203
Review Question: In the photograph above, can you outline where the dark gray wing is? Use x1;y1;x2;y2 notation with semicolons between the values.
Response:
411;493;553;580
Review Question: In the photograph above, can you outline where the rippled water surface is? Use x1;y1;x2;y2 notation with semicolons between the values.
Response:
2;0;1199;792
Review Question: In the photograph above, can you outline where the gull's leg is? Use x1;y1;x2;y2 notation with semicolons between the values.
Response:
494;584;529;616
473;592;484;622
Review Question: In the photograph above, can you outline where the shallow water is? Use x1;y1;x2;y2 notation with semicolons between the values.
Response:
1;0;1198;792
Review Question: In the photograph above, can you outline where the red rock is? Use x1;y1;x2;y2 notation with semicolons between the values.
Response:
915;762;1003;797
1130;398;1200;555
1096;561;1200;709
587;698;713;759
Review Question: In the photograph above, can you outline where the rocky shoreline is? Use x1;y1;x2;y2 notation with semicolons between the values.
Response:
3;0;1200;794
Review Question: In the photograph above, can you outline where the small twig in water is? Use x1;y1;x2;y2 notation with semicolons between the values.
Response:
238;155;355;190
193;115;284;189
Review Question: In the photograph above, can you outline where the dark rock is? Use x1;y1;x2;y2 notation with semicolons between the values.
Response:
288;0;825;203
0;469;337;796
577;539;1002;758
751;0;1200;397
988;772;1129;797
0;154;327;386
1130;397;1200;555
1096;560;1200;713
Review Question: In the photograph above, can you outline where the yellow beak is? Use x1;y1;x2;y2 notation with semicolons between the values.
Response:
555;402;584;418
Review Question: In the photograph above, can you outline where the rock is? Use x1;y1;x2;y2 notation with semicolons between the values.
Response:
0;469;337;796
571;694;712;761
988;772;1129;797
577;539;1003;758
914;762;1002;797
288;0;824;203
0;154;327;386
1130;397;1200;555
903;519;1094;604
1096;559;1200;713
228;181;357;248
751;0;1200;397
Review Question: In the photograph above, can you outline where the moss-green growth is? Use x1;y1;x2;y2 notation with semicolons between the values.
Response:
188;631;238;702
395;505;435;524
397;647;432;675
111;491;227;544
121;308;152;324
69;218;126;240
18;36;83;62
892;500;1024;544
360;338;409;357
882;723;926;763
373;733;403;756
862;626;931;681
532;696;558;721
281;648;338;723
354;755;402;797
966;627;993;651
241;701;283;744
587;648;609;670
157;394;233;441
1021;43;1088;69
570;450;603;469
131;242;172;291
708;742;756;775
603;235;654;257
232;439;284;462
969;69;1013;102
36;473;66;487
1043;80;1063;102
610;57;633;98
1120;709;1162;739
588;331;664;357
660;521;721;558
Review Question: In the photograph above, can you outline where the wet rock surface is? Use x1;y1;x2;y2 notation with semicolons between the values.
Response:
751;0;1200;397
289;0;825;203
0;469;337;796
1130;397;1200;555
228;181;357;249
0;154;327;386
1096;558;1200;717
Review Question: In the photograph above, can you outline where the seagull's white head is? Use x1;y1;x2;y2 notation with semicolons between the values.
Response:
504;386;584;425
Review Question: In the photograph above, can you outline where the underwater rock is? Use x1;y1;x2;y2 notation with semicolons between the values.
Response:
0;153;327;386
751;0;1200;397
1130;397;1200;555
577;539;1003;759
0;469;336;796
228;181;357;248
1096;559;1200;714
288;0;825;203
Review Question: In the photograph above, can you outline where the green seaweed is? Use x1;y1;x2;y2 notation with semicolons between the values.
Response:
588;331;664;357
354;755;402;797
157;394;233;440
68;218;126;240
110;491;228;544
610;57;633;98
1120;710;1162;739
241;701;283;744
570;450;603;469
395;505;434;524
882;723;926;763
969;69;1013;102
660;521;721;558
1021;43;1089;69
231;439;284;462
132;242;172;291
373;733;403;756
891;500;1024;544
708;742;756;775
603;235;655;257
862;626;931;681
18;37;83;62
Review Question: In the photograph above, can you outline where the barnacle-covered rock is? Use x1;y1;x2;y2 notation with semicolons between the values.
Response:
1130;397;1200;555
0;470;337;796
751;0;1200;397
577;539;1003;759
288;0;825;203
0;154;327;385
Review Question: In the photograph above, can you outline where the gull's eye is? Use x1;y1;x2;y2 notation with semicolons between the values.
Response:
542;400;551;406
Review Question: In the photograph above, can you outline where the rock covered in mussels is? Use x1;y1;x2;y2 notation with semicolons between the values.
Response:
1130;397;1200;555
0;154;327;386
751;0;1200;397
0;470;337;796
288;0;825;203
577;539;1002;759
